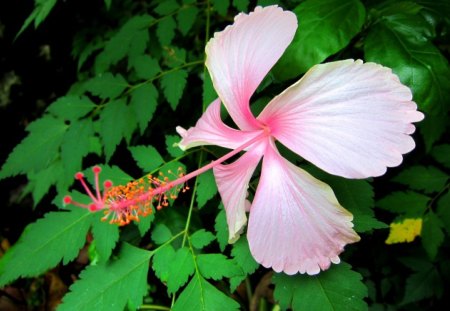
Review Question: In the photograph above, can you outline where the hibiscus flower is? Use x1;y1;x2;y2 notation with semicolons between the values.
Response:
178;5;424;275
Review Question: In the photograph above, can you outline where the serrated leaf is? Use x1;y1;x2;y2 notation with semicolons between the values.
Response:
152;245;176;282
421;211;444;260
28;160;63;206
164;47;187;68
392;166;448;194
172;274;240;311
84;73;128;99
154;0;179;15
0;208;93;286
86;165;134;186
212;0;230;16
190;229;216;249
197;254;241;280
177;7;199;36
61;119;94;176
273;262;368;311
152;224;173;245
431;144;450;168
129;145;164;172
98;99;130;160
130;54;161;80
166;134;184;158
203;68;217;109
196;169;218;208
0;116;67;179
47;95;96;121
157;16;177;46
161;69;188;110
137;207;155;236
402;266;442;304
167;247;195;294
58;243;151;311
231;236;259;275
16;0;57;37
91;217;120;263
377;191;430;217
130;83;158;134
215;207;229;252
273;0;366;80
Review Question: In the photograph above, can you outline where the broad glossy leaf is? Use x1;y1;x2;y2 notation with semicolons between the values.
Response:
273;0;365;80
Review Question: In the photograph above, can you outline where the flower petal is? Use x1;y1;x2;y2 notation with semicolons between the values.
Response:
258;59;425;179
177;99;260;150
248;142;360;275
213;146;264;243
206;5;297;130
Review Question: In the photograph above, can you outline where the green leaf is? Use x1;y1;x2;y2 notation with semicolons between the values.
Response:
215;207;229;252
161;69;188;110
152;245;176;282
166;134;184;158
431;144;450;168
273;263;368;311
374;1;424;16
196;169;218;208
172;274;240;311
17;0;57;37
273;0;366;80
177;7;199;36
421;211;445;260
436;191;450;235
377;191;430;217
28;160;63;205
167;247;195;294
231;236;259;275
104;0;112;9
190;229;216;249
95;15;152;72
129;145;164;172
58;243;151;311
87;165;134;186
47;95;96;121
98;99;130;160
402;265;443;304
61;119;94;176
152;224;173;244
157;16;177;46
232;0;249;11
91;217;120;263
0;208;93;287
0;116;67;179
137;207;155;236
164;47;187;68
212;0;230;15
84;73;128;99
392;166;448;194
130;83;159;134
197;254;241;280
202;68;217;109
154;0;179;15
130;55;161;80
364;14;450;149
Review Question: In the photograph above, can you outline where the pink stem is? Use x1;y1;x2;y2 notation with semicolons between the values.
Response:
114;130;268;209
78;177;99;204
94;170;102;202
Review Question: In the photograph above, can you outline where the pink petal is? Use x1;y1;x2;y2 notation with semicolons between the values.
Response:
206;5;297;131
258;59;425;179
176;99;260;150
213;146;264;242
248;142;360;275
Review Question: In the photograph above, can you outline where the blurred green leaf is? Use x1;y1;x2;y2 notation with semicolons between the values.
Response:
152;224;173;245
273;0;365;80
197;254;241;280
28;160;63;206
157;16;177;46
436;191;450;235
233;0;249;11
166;134;185;158
91;216;120;263
0;116;67;179
190;229;216;249
154;0;179;15
130;55;161;80
172;274;240;311
129;145;164;172
431;144;450;168
17;0;57;37
392;166;448;194
377;191;430;217
177;7;199;36
58;243;151;311
212;0;230;16
421;211;445;260
215;207;229;252
152;245;176;282
402;265;443;304
273;262;368;311
167;247;195;294
196;169;218;208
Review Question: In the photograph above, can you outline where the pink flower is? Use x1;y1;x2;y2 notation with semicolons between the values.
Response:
177;6;424;275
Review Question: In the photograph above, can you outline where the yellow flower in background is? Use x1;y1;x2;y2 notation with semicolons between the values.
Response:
385;218;422;244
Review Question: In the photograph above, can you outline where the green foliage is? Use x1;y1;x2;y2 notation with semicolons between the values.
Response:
161;69;188;110
190;229;216;249
392;166;448;194
129;145;164;172
196;169;218;208
273;0;366;80
58;243;151;311
273;263;368;311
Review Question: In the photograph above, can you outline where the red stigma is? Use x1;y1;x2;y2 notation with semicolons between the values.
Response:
63;196;72;204
75;172;84;180
104;180;113;188
92;166;101;173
